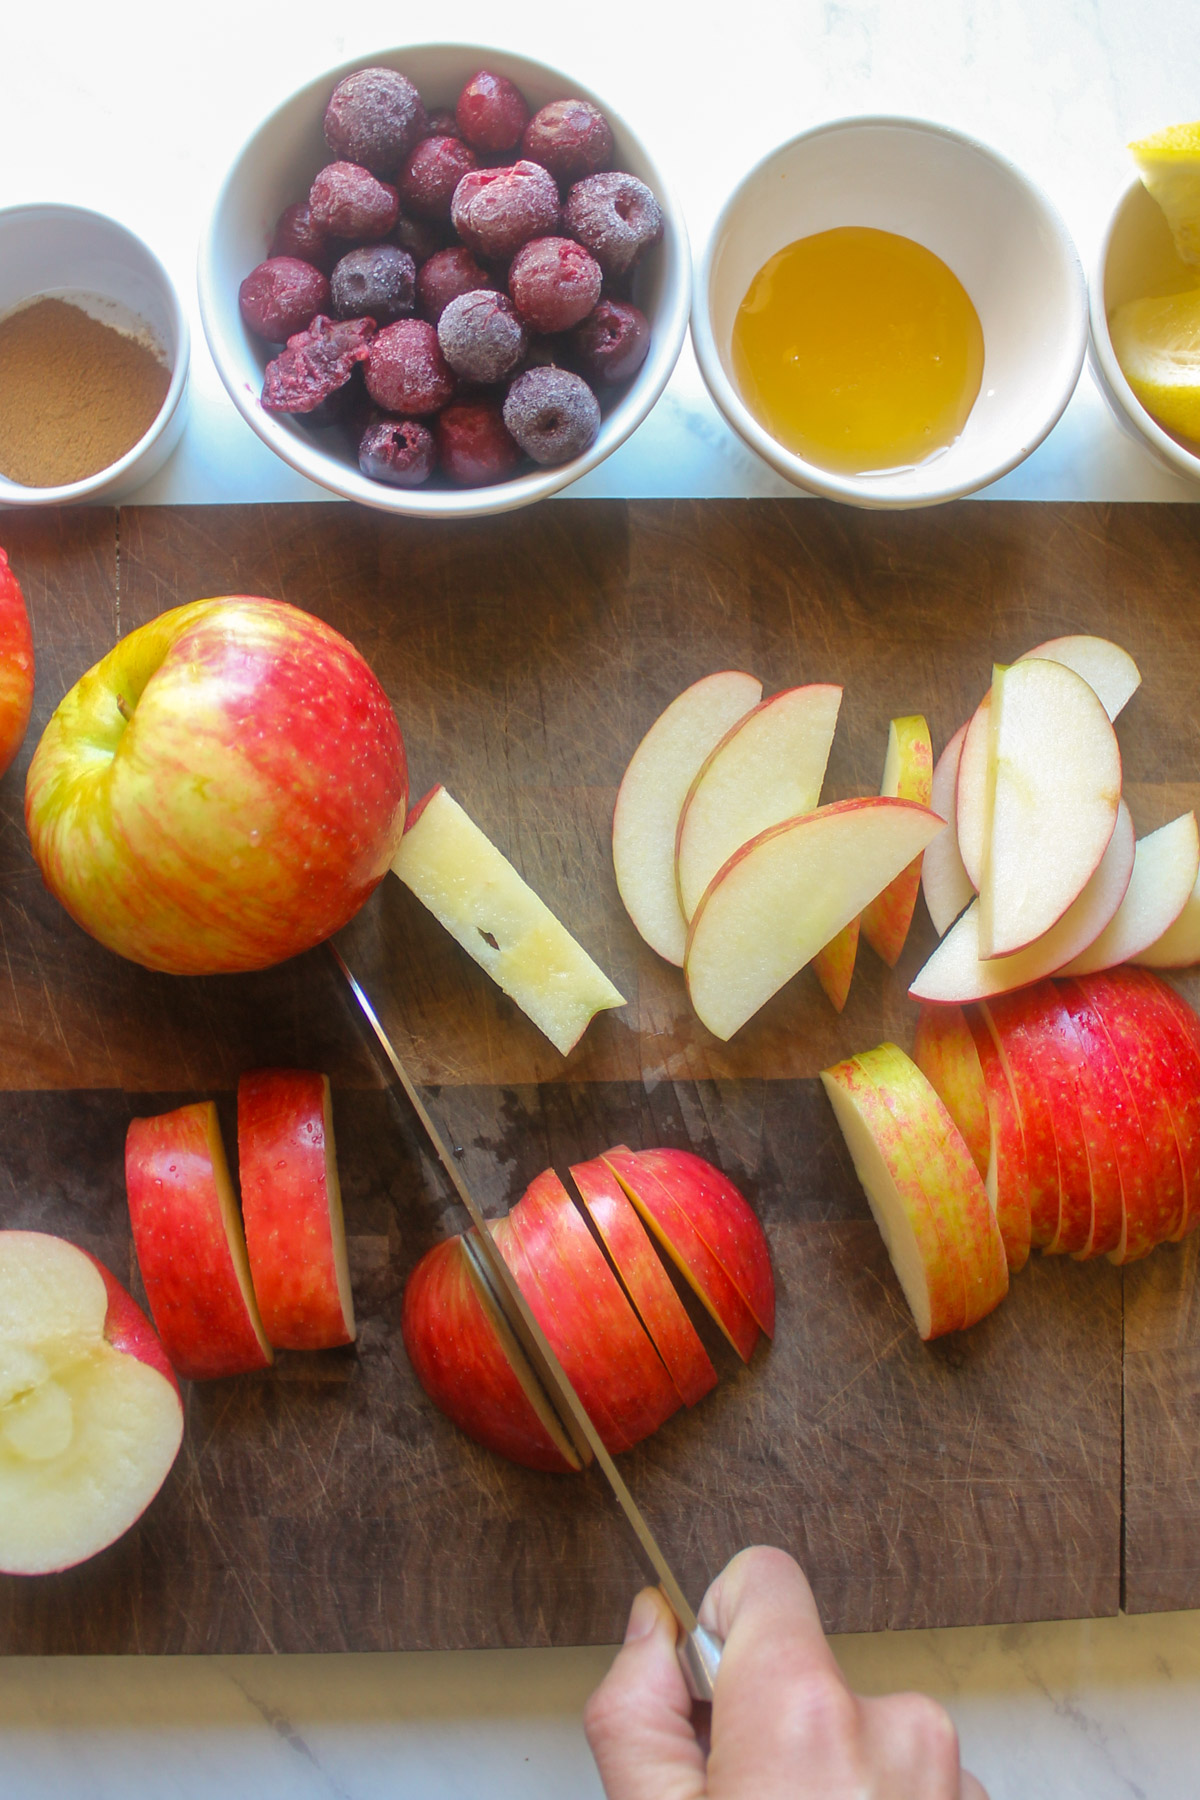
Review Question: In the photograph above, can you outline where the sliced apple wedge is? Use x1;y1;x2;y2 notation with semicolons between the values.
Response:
963;1008;1033;1271
955;693;991;891
1135;862;1200;969
1127;973;1200;1237
1061;813;1200;975
394;785;624;1055
674;683;843;923
612;670;763;965
861;715;933;966
1018;635;1141;720
922;723;975;936
912;1004;990;1177
979;659;1122;958
910;801;1135;1004
684;797;945;1041
977;996;1062;1251
813;916;860;1013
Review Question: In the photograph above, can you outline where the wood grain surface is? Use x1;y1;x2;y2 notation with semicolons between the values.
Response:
0;498;1197;1652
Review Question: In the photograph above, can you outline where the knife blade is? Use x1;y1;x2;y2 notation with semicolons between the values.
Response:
331;942;723;1703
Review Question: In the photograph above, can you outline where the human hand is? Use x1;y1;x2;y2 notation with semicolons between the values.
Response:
584;1545;988;1799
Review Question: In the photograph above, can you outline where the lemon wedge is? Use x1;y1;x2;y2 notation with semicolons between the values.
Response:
1109;288;1200;443
1130;122;1200;267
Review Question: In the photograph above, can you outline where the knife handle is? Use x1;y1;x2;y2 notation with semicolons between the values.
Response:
678;1622;723;1703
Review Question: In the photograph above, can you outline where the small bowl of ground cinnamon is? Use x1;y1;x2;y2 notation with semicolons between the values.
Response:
0;205;189;506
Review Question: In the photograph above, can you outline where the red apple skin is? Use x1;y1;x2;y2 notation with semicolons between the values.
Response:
978;996;1062;1250
569;1156;717;1407
1132;974;1200;1236
497;1170;680;1454
912;1005;990;1177
962;1009;1032;1272
238;1069;354;1351
80;1246;181;1398
0;549;34;778
25;597;407;975
125;1103;273;1380
984;985;1094;1256
402;1235;575;1474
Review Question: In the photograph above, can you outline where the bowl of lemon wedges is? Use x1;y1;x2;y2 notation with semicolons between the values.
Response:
1092;123;1200;484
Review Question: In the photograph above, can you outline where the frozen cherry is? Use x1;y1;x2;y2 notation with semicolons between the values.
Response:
502;366;599;465
261;315;374;416
509;237;602;334
521;100;614;183
330;244;415;323
416;246;496;324
358;417;436;486
365;318;455;415
437;290;527;384
399;135;478;219
269;203;331;270
435;400;522;486
563;171;664;278
324;68;426;176
392;210;448;265
450;161;559;261
424;107;461;140
239;257;330;342
309;162;399;242
571;298;651;385
455;71;530;153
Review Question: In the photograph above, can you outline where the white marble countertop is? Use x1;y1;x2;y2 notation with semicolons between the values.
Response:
3;1;1200;1794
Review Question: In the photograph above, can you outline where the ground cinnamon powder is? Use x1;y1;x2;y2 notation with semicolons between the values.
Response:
0;297;171;487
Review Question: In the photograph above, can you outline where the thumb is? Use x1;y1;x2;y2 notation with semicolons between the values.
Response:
584;1588;707;1800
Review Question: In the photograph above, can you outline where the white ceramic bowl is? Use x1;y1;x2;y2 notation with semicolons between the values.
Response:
1089;173;1200;486
692;117;1088;509
0;205;189;507
199;43;690;519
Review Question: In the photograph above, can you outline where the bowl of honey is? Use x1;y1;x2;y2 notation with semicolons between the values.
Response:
691;117;1088;508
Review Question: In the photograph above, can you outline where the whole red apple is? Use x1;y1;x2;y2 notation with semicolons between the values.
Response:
0;547;34;778
25;597;407;974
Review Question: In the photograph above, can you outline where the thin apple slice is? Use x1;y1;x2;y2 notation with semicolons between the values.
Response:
394;785;624;1055
912;1004;990;1177
1134;862;1200;969
1062;814;1200;975
977;996;1062;1251
955;694;990;891
601;1148;761;1361
612;671;763;965
685;797;946;1041
922;723;975;936
963;1009;1033;1271
910;802;1135;1004
125;1102;273;1380
983;986;1093;1256
861;715;934;966
570;1157;717;1407
979;659;1122;958
1017;635;1141;720
1127;974;1200;1237
813;916;860;1012
674;683;843;922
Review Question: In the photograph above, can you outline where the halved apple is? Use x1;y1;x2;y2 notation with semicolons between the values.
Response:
922;723;975;936
612;670;763;965
813;916;860;1013
674;683;843;923
861;715;934;966
684;797;946;1041
1060;813;1200;975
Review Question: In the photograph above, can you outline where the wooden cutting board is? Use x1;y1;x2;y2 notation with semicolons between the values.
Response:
1;498;1197;1654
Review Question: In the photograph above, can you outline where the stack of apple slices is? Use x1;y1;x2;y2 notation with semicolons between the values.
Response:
613;673;942;1039
825;968;1200;1341
402;1147;774;1470
914;635;1200;1003
125;1069;355;1381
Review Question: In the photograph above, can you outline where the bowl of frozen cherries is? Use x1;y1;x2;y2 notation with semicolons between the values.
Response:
199;46;690;516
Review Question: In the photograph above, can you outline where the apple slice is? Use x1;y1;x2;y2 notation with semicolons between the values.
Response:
569;1157;717;1407
237;1069;355;1351
126;1102;273;1380
0;548;34;779
979;659;1122;958
1134;862;1200;969
1127;974;1200;1237
685;797;946;1041
612;670;763;965
922;723;975;936
402;1234;579;1473
861;715;934;966
813;916;860;1013
912;1004;990;1177
977;996;1063;1251
601;1148;761;1361
394;785;624;1055
1061;814;1200;975
0;1232;183;1575
909;801;1135;1004
1017;635;1141;721
674;683;842;922
963;1009;1033;1271
955;694;990;891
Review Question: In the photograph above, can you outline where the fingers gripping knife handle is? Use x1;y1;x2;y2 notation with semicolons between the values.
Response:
677;1617;723;1703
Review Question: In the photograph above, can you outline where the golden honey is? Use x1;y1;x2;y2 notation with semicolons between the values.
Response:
731;226;985;476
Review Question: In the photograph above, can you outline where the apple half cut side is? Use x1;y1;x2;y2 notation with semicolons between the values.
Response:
979;658;1122;959
861;715;934;966
601;1148;762;1362
674;683;843;923
125;1102;274;1380
0;1231;183;1575
0;547;34;779
685;797;946;1042
813;916;860;1013
401;1233;580;1473
1060;813;1200;976
612;670;763;965
569;1156;717;1407
238;1069;355;1351
1017;635;1141;721
909;801;1135;1005
922;723;975;937
394;785;625;1056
